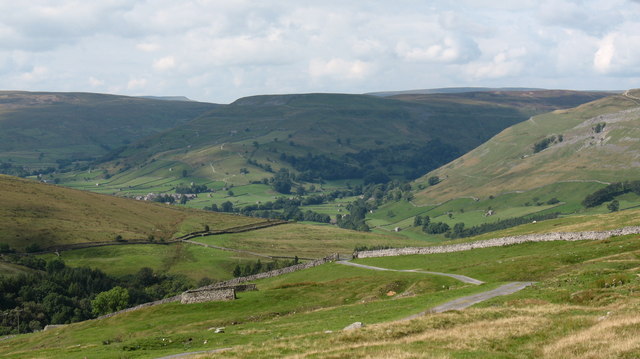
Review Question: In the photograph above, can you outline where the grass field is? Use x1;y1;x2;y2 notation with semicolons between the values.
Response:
37;243;262;282
191;223;423;258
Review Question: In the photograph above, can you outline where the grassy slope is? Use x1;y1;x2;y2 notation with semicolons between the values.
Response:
191;223;423;258
215;234;640;358
0;263;480;358
0;91;217;168
2;231;639;358
38;243;261;283
0;175;261;250
414;91;640;205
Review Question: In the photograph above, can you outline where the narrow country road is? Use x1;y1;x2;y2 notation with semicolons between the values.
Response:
337;260;485;285
402;281;534;320
336;260;534;319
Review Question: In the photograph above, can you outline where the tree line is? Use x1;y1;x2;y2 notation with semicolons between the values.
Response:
582;180;640;208
414;212;560;239
0;257;190;334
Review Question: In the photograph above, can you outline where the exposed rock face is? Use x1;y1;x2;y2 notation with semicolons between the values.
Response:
354;226;640;258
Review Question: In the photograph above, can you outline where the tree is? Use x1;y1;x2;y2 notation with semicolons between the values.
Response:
413;215;423;227
221;201;234;212
232;265;241;278
423;222;450;234
607;200;620;212
428;176;440;186
91;287;129;316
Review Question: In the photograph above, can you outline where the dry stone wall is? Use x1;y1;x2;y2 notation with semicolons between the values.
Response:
206;254;340;289
181;288;236;304
96;294;182;320
96;254;339;319
354;226;640;259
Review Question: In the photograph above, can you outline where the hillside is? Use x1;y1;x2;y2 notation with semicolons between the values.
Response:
413;90;640;205
0;91;217;173
2;209;639;358
54;91;610;206
0;175;261;251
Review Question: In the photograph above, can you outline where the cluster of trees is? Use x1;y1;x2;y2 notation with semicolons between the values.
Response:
336;199;374;231
582;180;640;208
593;122;606;133
247;159;273;173
0;258;189;334
532;135;562;153
232;258;299;278
205;197;330;224
0;162;57;178
271;168;293;194
276;140;460;183
175;183;209;194
346;140;460;181
152;194;176;204
279;153;361;181
423;213;560;239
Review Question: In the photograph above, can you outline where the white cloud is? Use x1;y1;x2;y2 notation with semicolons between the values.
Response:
594;34;616;73
153;56;176;71
309;58;374;81
396;36;480;64
88;76;104;87
464;47;527;80
137;43;160;52
127;78;147;90
593;29;640;75
20;65;48;82
0;1;638;102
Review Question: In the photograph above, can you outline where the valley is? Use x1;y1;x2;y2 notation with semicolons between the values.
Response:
1;88;639;358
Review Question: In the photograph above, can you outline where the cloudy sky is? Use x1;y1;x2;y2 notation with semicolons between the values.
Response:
1;0;639;103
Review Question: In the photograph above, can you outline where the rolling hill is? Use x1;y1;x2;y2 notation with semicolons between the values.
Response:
413;89;640;205
0;175;261;251
0;91;217;173
54;91;610;202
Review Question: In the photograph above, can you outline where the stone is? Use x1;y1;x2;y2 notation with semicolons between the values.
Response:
343;322;364;331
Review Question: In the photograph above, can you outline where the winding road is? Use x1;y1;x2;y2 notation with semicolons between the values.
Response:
337;260;484;285
337;260;534;317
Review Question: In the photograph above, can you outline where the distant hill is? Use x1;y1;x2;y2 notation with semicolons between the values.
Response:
367;87;548;97
0;91;217;172
0;175;260;250
413;89;640;205
138;96;194;102
77;91;610;193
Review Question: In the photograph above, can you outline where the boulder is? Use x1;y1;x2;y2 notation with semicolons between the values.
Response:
343;322;364;331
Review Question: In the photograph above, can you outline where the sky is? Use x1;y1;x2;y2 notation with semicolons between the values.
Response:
1;0;639;103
